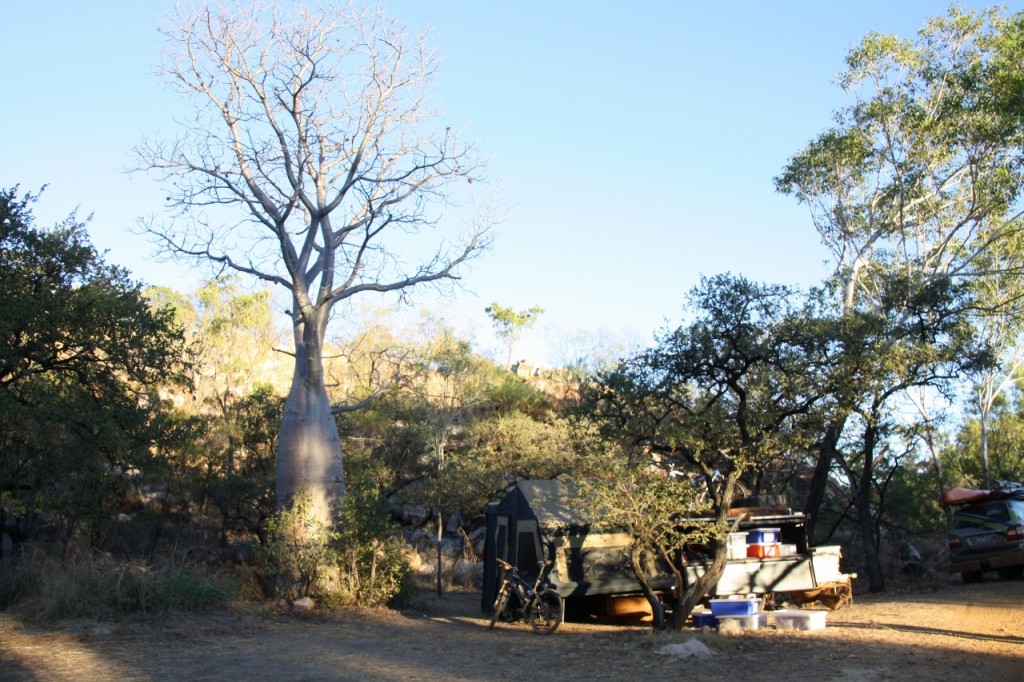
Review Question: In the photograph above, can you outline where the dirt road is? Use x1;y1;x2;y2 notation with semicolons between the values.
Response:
2;577;1023;681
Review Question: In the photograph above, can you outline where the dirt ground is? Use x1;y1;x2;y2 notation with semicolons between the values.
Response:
2;575;1024;682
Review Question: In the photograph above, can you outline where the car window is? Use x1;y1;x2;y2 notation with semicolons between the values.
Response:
953;514;986;529
955;501;1010;524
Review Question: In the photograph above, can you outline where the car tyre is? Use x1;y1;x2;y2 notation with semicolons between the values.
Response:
996;566;1024;580
962;570;983;584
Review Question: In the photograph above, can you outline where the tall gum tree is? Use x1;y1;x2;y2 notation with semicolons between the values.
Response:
968;229;1024;487
133;2;494;523
776;7;1024;589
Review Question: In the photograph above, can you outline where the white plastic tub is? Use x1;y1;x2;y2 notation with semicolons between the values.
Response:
771;609;827;630
727;532;748;560
809;545;842;584
716;613;765;630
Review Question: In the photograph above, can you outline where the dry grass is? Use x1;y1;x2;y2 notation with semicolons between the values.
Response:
0;549;235;622
4;563;1024;681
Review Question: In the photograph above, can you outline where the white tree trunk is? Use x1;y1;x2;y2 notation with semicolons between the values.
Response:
276;328;345;520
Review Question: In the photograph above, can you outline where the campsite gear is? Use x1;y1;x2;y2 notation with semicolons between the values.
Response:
482;480;851;614
943;482;1024;506
488;557;562;635
943;487;997;506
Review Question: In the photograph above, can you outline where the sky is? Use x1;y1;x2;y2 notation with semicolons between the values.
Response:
4;1;1022;365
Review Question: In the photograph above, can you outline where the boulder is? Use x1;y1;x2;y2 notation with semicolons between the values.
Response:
657;639;714;660
291;597;315;612
398;506;429;527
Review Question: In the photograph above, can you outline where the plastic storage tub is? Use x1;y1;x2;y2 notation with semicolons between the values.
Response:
691;610;718;628
747;543;782;558
772;609;827;630
709;598;761;616
727;532;748;560
809;545;842;583
717;614;763;630
746;527;781;544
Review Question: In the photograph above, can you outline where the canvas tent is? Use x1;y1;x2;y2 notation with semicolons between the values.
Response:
482;479;676;610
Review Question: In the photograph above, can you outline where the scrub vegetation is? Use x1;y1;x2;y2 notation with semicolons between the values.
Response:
6;5;1024;642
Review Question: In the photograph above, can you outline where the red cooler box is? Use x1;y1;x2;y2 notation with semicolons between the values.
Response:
747;542;782;558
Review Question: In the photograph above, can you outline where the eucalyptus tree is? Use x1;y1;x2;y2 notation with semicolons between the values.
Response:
820;278;983;589
945;391;1024;485
968;230;1024;487
776;7;1024;587
777;7;1024;315
484;303;544;368
133;2;494;524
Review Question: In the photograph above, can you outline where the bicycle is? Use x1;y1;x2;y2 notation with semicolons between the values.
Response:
487;557;562;635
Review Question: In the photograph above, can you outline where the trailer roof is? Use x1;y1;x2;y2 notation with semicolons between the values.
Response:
514;479;587;527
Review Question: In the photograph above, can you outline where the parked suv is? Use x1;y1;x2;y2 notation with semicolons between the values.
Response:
948;493;1024;583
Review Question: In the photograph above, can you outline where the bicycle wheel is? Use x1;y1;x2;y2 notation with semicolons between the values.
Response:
528;589;562;635
488;584;511;630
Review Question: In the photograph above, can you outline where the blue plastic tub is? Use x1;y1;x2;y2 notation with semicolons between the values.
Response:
709;598;762;616
691;610;719;628
746;528;781;544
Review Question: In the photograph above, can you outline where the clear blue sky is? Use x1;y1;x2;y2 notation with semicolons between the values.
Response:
3;1;1020;363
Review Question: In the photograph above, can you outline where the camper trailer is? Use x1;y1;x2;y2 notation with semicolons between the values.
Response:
482;480;848;616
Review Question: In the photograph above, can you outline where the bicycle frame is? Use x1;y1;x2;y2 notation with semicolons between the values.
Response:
488;557;561;634
501;560;542;607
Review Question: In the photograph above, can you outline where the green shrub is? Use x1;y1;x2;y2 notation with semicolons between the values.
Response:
259;491;340;602
257;484;410;608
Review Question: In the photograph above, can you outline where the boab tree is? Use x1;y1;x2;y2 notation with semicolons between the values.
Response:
133;2;493;525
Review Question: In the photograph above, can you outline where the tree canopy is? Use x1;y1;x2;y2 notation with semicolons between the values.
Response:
485;303;544;367
0;187;184;553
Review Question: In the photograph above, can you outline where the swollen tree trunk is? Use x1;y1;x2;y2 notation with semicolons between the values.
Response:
275;316;345;521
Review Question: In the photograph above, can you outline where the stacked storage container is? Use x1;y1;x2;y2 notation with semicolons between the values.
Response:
709;598;763;630
727;532;749;559
686;525;832;631
746;527;781;558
